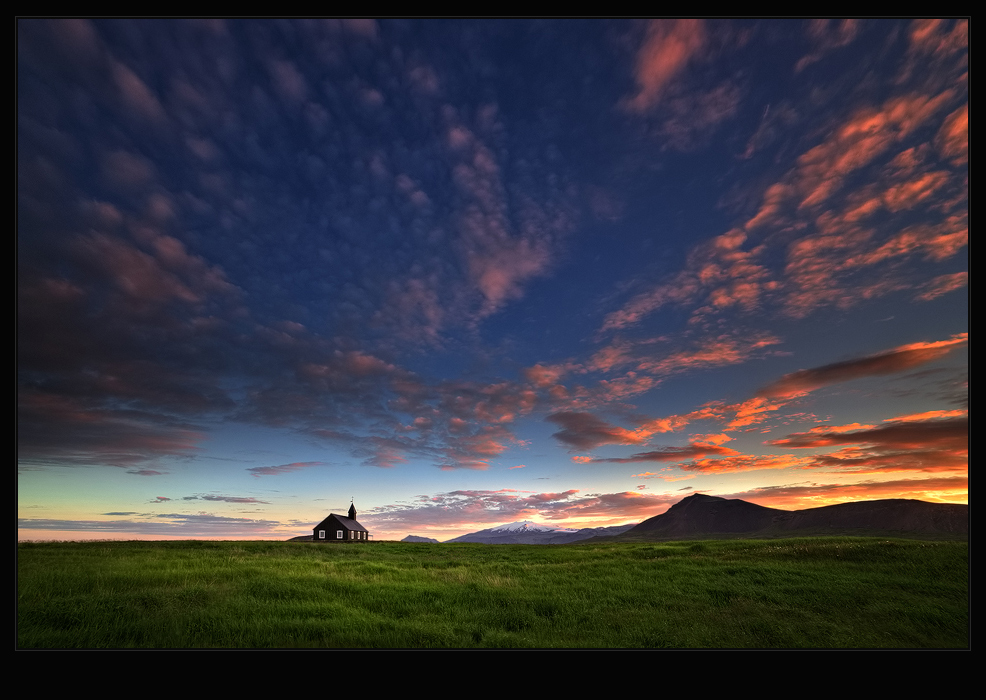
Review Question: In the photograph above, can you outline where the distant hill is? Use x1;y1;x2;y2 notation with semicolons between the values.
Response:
402;535;440;543
621;493;968;540
445;520;635;544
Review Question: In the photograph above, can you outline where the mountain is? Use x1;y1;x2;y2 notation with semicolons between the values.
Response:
623;493;968;539
401;535;440;543
445;520;635;544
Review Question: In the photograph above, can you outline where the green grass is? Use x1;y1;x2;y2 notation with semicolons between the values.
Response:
17;537;968;648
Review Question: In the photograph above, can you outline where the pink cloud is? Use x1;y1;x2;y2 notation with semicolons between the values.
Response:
624;19;707;112
365;488;677;538
522;363;572;388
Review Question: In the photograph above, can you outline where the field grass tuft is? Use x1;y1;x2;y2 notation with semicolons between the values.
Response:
17;537;968;648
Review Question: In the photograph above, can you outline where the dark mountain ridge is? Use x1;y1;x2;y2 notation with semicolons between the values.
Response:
622;493;968;539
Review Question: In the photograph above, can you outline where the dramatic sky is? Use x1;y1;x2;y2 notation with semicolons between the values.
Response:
18;19;968;542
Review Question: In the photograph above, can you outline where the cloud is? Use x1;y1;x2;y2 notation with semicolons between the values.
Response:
624;19;707;113
673;453;814;474
766;414;968;476
546;412;648;450
907;19;967;61
111;61;167;123
101;150;157;190
936;105;968;165
183;494;271;504
794;19;862;73
247;461;322;477
365;488;677;535
18;512;290;538
581;439;740;464
722;475;967;510
603;63;966;332
915;272;967;301
655;81;742;151
768;415;967;451
601;229;773;331
756;334;967;397
17;389;206;469
267;59;308;102
627;395;788;438
790;91;955;213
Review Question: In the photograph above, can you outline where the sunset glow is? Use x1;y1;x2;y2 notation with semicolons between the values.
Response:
19;19;967;542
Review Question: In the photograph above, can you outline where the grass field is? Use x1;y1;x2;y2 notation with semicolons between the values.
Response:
17;537;968;648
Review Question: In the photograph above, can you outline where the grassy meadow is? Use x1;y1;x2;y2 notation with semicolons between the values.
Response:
17;537;968;648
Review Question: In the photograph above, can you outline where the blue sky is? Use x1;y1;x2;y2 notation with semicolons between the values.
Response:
18;19;967;541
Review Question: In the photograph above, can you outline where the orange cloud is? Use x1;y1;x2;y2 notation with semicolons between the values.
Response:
725;475;967;510
767;415;968;475
907;18;967;59
807;423;876;434
936;105;968;164
676;453;814;474
793;92;954;212
886;409;966;423
600;228;776;323
725;396;786;429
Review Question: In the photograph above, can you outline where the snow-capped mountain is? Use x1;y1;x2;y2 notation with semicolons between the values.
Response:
445;520;635;544
488;520;578;534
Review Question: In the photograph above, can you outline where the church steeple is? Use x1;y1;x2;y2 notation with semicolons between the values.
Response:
348;501;357;520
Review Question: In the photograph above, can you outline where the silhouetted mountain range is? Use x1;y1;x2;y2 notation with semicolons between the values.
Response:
621;493;968;539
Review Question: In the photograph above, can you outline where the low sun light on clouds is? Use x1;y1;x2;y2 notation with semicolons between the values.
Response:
18;19;966;541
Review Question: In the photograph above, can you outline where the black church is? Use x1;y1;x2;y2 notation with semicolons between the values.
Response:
312;502;370;542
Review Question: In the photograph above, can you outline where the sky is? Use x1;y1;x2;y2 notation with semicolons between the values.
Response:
18;19;968;542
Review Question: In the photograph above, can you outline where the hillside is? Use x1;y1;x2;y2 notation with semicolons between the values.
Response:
621;493;968;540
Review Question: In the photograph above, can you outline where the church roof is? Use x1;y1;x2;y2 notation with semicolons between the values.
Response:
314;513;368;532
